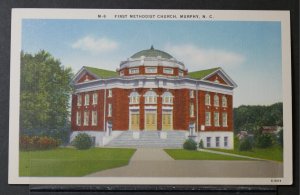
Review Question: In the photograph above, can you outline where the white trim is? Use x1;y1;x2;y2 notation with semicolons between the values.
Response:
74;79;234;95
162;106;173;110
145;106;157;110
129;106;140;110
120;57;185;69
202;68;237;88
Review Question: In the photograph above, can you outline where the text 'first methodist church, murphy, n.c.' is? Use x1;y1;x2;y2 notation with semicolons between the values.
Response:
70;46;237;149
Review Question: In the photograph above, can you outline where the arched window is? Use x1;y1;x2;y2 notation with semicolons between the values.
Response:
129;92;140;104
144;90;157;104
214;94;219;107
162;92;173;104
205;94;211;105
222;95;227;107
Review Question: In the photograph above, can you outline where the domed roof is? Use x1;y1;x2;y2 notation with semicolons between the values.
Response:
131;46;174;59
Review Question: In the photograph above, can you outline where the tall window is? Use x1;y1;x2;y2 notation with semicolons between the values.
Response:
205;111;211;126
214;94;219;107
76;111;81;126
222;112;228;127
205;93;211;105
216;137;220;147
144;91;157;104
224;137;228;147
129;92;140;104
190;90;194;98
108;104;112;117
222;95;227;107
108;89;112;97
162;92;173;104
77;94;82;106
92;93;98;105
214;112;220;127
84;94;89;106
92;110;97;126
190;103;194;117
206;137;211;147
83;110;89;126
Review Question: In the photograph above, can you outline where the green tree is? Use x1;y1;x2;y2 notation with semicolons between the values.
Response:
20;50;73;133
233;103;283;134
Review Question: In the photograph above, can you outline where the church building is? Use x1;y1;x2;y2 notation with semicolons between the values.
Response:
70;46;237;149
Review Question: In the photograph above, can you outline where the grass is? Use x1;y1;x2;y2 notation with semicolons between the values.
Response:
19;147;136;177
208;146;283;162
164;149;250;160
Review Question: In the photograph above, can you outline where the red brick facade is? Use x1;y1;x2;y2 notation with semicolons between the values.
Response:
205;73;228;85
71;88;233;132
77;73;96;83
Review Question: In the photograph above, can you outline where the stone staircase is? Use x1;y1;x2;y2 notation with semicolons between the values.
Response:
105;131;187;148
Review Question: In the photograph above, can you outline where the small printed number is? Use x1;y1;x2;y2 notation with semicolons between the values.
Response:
271;179;282;182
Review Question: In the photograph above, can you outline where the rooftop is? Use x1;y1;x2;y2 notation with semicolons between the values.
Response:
131;45;174;59
84;66;118;79
188;67;220;80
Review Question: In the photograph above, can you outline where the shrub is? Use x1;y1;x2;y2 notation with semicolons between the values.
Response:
239;137;253;151
20;135;60;151
183;139;197;150
198;139;204;149
255;134;274;148
72;133;93;150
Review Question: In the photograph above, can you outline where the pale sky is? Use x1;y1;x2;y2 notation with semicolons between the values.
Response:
22;19;283;107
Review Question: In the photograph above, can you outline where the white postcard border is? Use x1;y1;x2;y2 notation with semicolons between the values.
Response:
9;9;293;185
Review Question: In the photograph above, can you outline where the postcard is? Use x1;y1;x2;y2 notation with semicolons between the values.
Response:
9;9;292;185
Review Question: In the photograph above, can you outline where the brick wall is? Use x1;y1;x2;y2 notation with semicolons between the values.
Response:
206;73;227;85
71;88;233;132
111;88;129;130
173;89;190;130
71;90;105;132
77;72;96;83
198;91;232;132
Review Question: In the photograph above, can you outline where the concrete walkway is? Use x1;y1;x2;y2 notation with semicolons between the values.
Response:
199;149;263;160
87;148;283;178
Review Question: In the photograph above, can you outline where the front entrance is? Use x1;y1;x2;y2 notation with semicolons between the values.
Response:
145;111;157;130
130;111;140;130
162;111;172;130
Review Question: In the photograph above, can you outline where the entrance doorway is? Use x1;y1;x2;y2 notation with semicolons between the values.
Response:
162;111;172;130
130;111;140;130
145;111;157;130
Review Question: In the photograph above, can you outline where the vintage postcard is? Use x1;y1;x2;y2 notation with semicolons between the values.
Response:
9;9;292;185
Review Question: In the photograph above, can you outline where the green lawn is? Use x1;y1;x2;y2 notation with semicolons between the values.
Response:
208;146;283;162
164;149;250;160
20;147;136;176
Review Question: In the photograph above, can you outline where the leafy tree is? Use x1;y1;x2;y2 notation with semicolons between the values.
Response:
20;50;73;135
233;103;283;134
255;133;275;148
